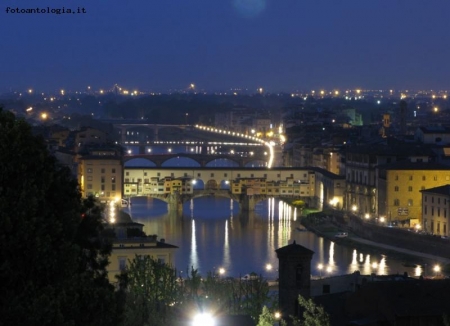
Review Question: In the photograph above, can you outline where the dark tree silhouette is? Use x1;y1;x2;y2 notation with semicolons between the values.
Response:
0;108;120;326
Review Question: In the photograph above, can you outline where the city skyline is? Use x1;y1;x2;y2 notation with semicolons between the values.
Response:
2;0;450;92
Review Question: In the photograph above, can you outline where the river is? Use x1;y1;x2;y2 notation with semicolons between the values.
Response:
124;196;427;280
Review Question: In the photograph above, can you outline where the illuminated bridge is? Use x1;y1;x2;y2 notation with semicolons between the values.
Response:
123;167;344;213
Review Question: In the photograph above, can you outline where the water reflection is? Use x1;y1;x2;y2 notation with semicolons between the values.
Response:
125;196;427;278
190;219;199;271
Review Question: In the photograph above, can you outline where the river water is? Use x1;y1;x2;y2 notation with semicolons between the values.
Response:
124;196;427;280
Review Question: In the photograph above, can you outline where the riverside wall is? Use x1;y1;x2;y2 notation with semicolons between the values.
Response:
348;215;450;259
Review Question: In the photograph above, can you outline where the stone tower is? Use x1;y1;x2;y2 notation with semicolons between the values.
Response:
275;240;314;319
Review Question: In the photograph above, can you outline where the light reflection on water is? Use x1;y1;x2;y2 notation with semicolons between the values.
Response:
125;196;427;279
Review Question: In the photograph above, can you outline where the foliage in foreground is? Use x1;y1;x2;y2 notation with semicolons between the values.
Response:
291;295;330;326
0;108;119;325
120;257;277;325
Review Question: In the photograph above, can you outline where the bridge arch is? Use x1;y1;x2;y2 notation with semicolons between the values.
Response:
205;179;219;190
192;179;204;190
162;157;201;167
220;180;231;190
205;158;240;167
124;158;157;167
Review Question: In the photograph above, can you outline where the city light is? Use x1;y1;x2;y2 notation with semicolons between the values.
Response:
192;312;215;326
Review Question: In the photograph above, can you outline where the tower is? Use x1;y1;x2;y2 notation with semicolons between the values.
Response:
275;240;314;319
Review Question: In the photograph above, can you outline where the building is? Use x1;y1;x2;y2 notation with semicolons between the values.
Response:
124;176;193;196
105;215;178;284
75;127;109;153
415;126;450;144
377;161;450;225
78;149;123;202
346;143;436;218
276;241;314;320
420;184;450;236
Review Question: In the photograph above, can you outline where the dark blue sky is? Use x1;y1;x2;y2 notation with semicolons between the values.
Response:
2;0;450;92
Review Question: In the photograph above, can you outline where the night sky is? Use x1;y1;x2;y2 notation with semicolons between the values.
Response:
2;0;450;92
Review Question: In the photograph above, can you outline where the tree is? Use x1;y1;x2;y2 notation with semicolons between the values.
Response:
257;306;276;326
291;295;330;326
122;255;180;326
0;108;119;326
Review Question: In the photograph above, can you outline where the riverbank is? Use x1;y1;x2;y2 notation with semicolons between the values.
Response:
301;217;450;273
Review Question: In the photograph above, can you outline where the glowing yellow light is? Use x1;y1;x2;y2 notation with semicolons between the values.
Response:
28;89;33;94
356;89;361;94
41;112;48;120
434;107;439;112
334;90;339;95
60;89;65;95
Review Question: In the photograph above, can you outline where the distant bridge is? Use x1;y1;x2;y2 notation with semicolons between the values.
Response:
124;153;269;168
105;121;191;143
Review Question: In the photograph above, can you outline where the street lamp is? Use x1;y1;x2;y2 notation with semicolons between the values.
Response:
274;311;281;326
433;265;441;277
192;312;215;326
318;263;323;279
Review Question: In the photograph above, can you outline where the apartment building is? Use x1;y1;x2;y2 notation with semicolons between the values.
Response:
377;161;450;225
78;151;123;202
420;185;450;236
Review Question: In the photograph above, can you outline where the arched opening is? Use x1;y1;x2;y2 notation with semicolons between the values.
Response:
124;158;157;167
205;158;239;167
192;179;204;190
206;179;218;190
162;157;201;167
220;180;231;190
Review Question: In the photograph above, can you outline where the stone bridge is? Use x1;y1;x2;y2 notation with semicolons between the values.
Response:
124;153;268;168
135;189;273;214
